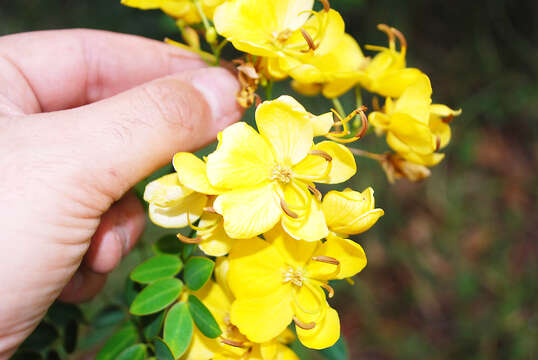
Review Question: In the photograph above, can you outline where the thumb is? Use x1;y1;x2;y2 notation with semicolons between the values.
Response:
29;66;242;205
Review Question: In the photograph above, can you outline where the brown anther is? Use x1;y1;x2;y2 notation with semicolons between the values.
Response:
320;0;330;11
442;114;454;124
203;206;217;214
177;233;202;244
221;338;247;348
280;198;299;219
320;283;335;298
293;317;316;330
435;135;441;151
356;108;369;139
300;29;318;52
372;96;381;111
390;27;407;49
308;184;323;201
276;29;293;42
312;256;340;266
377;24;395;44
309;149;333;161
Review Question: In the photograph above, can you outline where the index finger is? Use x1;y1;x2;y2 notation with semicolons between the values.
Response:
0;29;208;114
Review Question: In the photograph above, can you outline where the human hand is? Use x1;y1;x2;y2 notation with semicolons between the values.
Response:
0;29;241;358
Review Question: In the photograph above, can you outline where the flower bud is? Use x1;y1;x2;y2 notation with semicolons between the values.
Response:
322;188;384;236
183;25;200;49
205;27;217;45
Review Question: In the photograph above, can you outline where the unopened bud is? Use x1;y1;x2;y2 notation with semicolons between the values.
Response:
205;27;217;45
183;26;200;49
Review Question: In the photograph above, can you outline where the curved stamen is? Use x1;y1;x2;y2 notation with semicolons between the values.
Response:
308;184;322;201
280;198;299;219
377;24;395;49
203;206;217;214
435;135;441;151
309;149;333;161
293;316;316;330
221;338;247;348
390;26;407;49
177;233;202;244
300;29;318;52
320;0;330;12
312;256;340;266
320;282;335;298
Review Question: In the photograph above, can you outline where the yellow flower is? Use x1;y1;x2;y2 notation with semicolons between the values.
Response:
203;96;356;241
369;74;437;157
143;173;207;228
183;278;299;360
121;0;224;24
214;1;348;82
227;228;366;349
354;24;424;98
322;188;384;236
380;153;432;183
290;33;368;98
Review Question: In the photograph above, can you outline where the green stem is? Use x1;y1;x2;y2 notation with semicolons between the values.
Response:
265;80;274;100
193;0;211;33
193;0;219;64
353;86;364;129
332;97;345;118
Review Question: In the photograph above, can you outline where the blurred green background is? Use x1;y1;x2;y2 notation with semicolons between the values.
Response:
1;0;536;359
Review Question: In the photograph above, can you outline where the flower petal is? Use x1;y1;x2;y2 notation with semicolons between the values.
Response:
207;122;274;189
228;238;285;299
256;96;314;166
148;192;207;228
230;285;294;343
214;182;282;239
295;141;356;184
387;117;435;155
143;173;193;207
308;233;367;280
173;152;224;195
394;74;432;124
282;193;329;242
198;213;235;257
264;224;320;268
293;283;328;324
296;306;340;350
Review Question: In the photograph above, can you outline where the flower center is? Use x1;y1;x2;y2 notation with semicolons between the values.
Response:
270;165;293;183
282;266;305;287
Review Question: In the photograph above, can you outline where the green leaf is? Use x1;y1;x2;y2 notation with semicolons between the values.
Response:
184;257;215;291
117;344;147;360
320;337;349;360
20;322;58;351
187;295;222;338
153;338;175;360
130;255;183;284
63;319;78;353
153;234;183;255
125;278;141;307
95;323;138;360
93;305;126;328
164;302;193;358
130;278;183;316
142;311;165;340
182;243;196;260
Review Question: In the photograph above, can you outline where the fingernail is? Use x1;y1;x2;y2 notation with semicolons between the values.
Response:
190;68;241;130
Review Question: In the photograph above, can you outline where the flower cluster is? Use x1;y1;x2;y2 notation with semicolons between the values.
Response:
144;96;383;355
120;0;461;358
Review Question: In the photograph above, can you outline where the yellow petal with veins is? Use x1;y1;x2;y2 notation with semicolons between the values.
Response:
307;141;357;184
308;233;367;280
173;152;224;195
388;114;435;155
143;173;193;207
228;238;285;299
282;193;328;242
230;284;295;343
264;224;320;268
296;306;340;349
256;96;314;167
214;182;281;239
148;192;207;228
207;122;274;189
197;213;235;257
394;74;432;124
293;283;328;324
